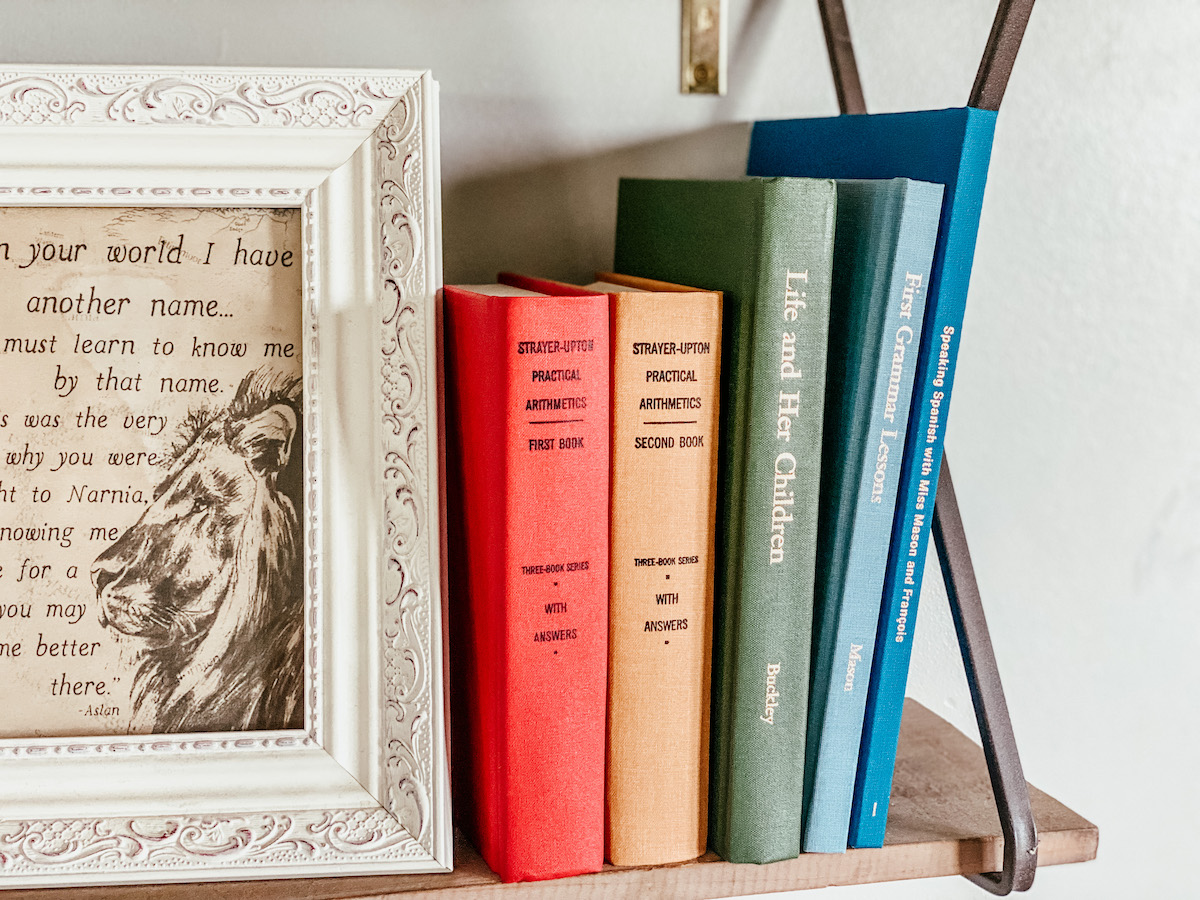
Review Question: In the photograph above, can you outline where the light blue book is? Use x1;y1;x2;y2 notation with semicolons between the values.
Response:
747;108;997;849
795;177;941;853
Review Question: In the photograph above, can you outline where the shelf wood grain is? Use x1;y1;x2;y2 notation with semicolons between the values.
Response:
6;701;1096;899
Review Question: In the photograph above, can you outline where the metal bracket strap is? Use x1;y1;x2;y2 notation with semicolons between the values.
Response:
933;455;1038;893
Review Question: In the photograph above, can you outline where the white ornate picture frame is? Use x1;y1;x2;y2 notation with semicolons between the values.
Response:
0;67;450;887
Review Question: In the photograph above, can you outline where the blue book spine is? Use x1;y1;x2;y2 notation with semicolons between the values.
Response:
747;108;999;849
849;112;998;848
797;179;941;853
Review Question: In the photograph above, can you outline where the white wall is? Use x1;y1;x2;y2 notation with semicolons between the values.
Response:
3;0;1194;896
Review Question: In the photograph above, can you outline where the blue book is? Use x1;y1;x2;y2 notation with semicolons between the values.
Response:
748;108;997;849
796;178;941;853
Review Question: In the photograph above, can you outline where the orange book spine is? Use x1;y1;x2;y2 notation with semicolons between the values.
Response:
606;282;722;865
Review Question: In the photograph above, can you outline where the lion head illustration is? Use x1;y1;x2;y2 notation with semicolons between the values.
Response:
92;369;304;734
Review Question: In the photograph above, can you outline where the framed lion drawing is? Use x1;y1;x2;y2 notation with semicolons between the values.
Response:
0;67;450;888
93;367;305;735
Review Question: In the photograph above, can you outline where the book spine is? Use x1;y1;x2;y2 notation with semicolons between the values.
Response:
709;236;754;863
444;288;609;882
850;117;997;849
720;180;835;863
444;291;504;871
607;290;722;866
801;182;940;853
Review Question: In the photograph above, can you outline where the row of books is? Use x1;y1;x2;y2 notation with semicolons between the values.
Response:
442;108;998;882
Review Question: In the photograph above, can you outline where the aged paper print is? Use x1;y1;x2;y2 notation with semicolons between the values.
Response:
0;207;303;737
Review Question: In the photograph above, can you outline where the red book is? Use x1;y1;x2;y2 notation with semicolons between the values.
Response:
442;281;610;882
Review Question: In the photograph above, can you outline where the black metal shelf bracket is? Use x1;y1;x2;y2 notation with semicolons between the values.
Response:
933;455;1038;893
814;0;1039;893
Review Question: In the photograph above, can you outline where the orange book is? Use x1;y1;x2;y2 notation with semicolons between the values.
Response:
506;272;722;865
603;273;721;865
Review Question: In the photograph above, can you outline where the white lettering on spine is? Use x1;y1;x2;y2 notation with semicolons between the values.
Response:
899;272;921;320
771;269;810;563
870;429;899;504
883;326;914;424
770;453;796;564
894;589;912;643
844;643;864;692
783;270;808;321
777;390;800;441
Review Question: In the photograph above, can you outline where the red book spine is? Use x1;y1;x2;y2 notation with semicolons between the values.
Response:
443;285;609;882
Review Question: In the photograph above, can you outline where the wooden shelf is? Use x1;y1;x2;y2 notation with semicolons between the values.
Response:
11;700;1096;899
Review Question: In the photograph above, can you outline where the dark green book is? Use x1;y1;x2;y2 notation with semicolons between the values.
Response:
615;177;836;863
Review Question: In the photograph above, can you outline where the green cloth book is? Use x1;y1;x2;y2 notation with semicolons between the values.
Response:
615;177;836;863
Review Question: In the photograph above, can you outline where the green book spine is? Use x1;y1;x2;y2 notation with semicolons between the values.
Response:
615;177;835;863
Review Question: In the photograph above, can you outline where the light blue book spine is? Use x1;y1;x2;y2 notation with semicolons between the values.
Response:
799;179;941;853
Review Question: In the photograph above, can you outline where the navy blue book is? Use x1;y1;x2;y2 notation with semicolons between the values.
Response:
748;107;998;848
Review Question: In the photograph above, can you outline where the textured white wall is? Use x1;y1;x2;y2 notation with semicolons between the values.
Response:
2;0;1194;895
